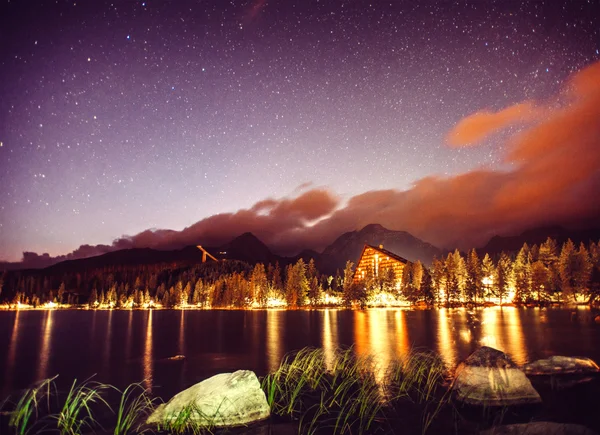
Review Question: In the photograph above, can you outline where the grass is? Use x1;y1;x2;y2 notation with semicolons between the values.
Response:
261;347;451;435
154;402;221;435
113;383;157;435
52;377;111;435
3;377;158;435
7;376;56;435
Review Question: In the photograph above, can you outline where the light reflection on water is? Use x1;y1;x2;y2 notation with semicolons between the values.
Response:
266;309;283;373
143;310;153;392
322;309;338;371
5;310;20;389
37;310;53;381
503;307;526;365
437;308;456;368
1;307;599;400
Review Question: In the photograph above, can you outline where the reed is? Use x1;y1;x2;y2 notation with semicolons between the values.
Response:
52;377;111;435
7;377;56;435
262;346;450;435
113;382;157;435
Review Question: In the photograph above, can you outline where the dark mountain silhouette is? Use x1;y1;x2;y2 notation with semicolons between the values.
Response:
2;224;442;274
43;245;206;274
479;225;600;257
216;232;279;265
318;224;442;273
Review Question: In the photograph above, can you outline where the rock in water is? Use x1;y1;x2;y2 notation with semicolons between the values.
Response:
524;356;600;376
147;370;270;427
479;422;597;435
452;346;541;406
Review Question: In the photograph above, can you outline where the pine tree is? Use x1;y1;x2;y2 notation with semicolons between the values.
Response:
342;261;355;294
481;253;495;301
306;259;321;306
540;237;562;298
495;252;512;304
182;281;191;306
57;282;66;304
512;244;532;303
251;263;268;306
420;268;435;307
573;242;593;301
530;261;548;304
431;257;445;304
465;249;482;304
588;241;600;304
401;262;415;302
285;260;309;308
89;288;98;307
559;239;577;302
270;262;284;300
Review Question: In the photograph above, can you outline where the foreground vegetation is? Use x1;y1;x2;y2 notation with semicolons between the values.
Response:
2;346;599;434
0;347;498;435
2;237;600;310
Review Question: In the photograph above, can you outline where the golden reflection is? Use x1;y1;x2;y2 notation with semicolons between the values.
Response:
353;309;392;384
103;309;113;372
143;310;153;392
502;307;527;365
457;308;469;342
37;310;53;381
179;309;185;355
5;310;21;385
125;309;133;362
353;310;368;356
322;309;338;371
266;310;283;373
437;308;456;368
481;306;500;349
394;310;410;358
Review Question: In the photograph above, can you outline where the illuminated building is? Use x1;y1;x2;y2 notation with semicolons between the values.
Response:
353;244;408;285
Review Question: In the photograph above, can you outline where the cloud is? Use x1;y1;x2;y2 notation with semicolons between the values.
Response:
9;61;600;268
446;102;540;146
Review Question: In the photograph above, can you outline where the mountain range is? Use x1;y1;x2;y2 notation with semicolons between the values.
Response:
2;224;599;274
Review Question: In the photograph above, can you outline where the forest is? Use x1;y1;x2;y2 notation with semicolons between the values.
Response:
1;237;599;309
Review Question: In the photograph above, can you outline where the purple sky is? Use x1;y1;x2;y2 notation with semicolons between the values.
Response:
1;0;599;263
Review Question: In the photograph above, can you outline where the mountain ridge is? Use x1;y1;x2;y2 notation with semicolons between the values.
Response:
4;223;600;273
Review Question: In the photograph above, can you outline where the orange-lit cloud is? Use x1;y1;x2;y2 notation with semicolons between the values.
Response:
447;102;540;146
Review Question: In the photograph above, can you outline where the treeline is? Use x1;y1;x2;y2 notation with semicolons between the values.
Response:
1;237;599;308
0;258;342;309
353;237;600;307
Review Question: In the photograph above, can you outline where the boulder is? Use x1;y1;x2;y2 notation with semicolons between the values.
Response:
147;370;270;427
452;346;541;406
524;356;600;376
479;422;597;435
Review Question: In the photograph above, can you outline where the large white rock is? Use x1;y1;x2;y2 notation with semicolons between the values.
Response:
147;370;270;427
452;346;541;406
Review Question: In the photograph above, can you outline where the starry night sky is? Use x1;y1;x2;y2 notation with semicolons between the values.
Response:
1;0;600;264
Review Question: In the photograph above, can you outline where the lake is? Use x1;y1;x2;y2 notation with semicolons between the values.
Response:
1;307;599;401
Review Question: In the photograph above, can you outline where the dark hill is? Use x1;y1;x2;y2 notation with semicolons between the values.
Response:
44;246;206;273
318;224;442;274
479;225;600;257
217;232;280;265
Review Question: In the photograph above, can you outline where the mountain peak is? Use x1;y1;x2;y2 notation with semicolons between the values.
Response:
319;223;441;273
359;223;387;233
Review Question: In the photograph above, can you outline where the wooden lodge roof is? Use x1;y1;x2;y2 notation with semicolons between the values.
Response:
360;244;409;264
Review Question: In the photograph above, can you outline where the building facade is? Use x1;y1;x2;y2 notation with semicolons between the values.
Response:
353;244;408;285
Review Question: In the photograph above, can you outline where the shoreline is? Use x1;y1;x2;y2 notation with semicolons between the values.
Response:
0;302;595;311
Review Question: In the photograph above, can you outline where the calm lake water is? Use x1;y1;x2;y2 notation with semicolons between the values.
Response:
1;307;599;401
